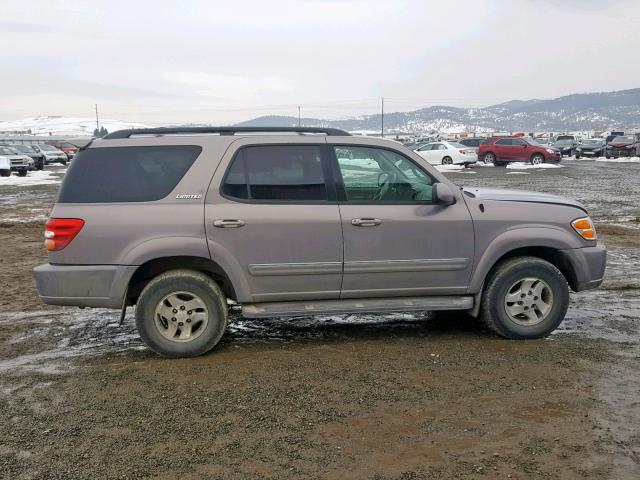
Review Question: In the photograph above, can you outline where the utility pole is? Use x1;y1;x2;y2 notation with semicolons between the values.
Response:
298;105;301;127
381;97;384;138
95;104;99;131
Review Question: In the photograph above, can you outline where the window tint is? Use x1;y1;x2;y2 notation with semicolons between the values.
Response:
495;139;512;146
335;146;434;203
221;145;328;201
512;138;526;146
435;144;447;150
58;145;201;203
417;144;432;151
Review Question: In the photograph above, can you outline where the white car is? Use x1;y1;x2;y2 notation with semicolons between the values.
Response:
34;144;68;165
415;141;478;167
0;155;10;177
0;146;31;176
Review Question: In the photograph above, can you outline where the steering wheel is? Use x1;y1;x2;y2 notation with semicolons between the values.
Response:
374;171;398;201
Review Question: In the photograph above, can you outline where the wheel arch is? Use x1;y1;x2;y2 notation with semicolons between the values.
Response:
470;228;584;294
127;256;238;305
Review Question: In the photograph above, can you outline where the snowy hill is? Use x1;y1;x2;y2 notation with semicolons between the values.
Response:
0;116;150;137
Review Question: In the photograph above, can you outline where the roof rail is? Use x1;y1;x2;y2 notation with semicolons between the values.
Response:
103;126;351;139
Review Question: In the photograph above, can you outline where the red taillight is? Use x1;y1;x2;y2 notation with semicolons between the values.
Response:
44;218;85;251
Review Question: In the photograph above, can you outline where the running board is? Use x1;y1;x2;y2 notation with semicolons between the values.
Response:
241;296;473;318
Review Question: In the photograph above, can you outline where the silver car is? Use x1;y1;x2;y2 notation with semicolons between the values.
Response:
34;127;606;357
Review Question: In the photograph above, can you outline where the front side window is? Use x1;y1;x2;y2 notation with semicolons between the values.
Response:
512;139;526;146
221;145;328;201
334;146;434;202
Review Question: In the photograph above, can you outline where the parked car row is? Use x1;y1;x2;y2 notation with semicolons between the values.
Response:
0;141;75;177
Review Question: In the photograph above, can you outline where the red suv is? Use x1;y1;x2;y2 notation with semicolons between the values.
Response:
478;137;561;166
46;140;79;160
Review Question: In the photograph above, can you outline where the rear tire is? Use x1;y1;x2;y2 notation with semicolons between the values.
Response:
135;269;228;357
17;168;28;177
442;156;453;165
480;256;569;339
482;152;495;164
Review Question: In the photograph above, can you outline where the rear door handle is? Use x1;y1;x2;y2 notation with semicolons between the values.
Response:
213;219;245;228
351;217;382;227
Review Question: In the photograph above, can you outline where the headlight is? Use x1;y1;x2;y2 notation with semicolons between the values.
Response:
546;148;554;154
571;217;596;240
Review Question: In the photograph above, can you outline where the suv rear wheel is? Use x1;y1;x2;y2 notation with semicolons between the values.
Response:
482;152;495;164
135;269;228;357
480;256;569;339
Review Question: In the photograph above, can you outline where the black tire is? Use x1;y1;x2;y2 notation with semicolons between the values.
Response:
482;152;495;164
441;156;453;165
575;153;581;159
17;168;28;177
480;256;569;339
60;159;67;166
135;269;228;357
530;153;544;165
0;169;10;177
36;159;44;170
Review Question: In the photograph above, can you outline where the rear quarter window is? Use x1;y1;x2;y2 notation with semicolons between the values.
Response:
57;145;202;203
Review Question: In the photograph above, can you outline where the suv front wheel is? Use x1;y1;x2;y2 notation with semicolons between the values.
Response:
135;269;228;357
480;257;569;339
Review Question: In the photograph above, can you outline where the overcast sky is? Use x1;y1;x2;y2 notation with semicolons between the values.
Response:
1;0;639;124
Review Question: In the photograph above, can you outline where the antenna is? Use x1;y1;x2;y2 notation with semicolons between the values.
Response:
95;104;99;131
381;97;384;138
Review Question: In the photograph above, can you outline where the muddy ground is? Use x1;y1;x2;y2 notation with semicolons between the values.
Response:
0;160;639;479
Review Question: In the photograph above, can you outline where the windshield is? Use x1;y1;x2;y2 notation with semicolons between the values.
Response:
11;145;35;153
612;136;633;142
38;144;60;151
583;139;602;145
0;147;15;155
556;136;574;141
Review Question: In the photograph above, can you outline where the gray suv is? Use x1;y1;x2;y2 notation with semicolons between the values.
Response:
33;127;606;357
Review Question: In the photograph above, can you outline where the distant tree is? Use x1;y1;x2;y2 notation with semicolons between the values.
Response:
93;128;100;138
99;126;108;137
27;128;32;134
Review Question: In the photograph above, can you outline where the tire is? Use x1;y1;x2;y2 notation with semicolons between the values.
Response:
36;159;44;170
17;168;28;177
0;169;10;177
482;152;495;164
575;153;581;159
480;256;569;339
530;154;544;165
60;159;67;166
135;269;228;357
441;156;453;165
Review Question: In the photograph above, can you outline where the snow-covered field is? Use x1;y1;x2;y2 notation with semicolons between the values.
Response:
0;116;149;137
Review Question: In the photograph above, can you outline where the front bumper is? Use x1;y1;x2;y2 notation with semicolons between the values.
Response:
33;264;138;309
559;244;607;292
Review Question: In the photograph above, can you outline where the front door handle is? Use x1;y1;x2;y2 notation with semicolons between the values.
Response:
351;217;382;227
213;219;245;228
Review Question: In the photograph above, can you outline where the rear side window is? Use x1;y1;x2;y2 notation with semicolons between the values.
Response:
58;145;201;203
495;139;512;146
221;145;328;201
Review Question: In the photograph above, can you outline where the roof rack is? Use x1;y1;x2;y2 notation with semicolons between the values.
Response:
103;126;351;139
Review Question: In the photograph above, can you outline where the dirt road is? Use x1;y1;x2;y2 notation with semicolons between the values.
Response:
0;160;638;479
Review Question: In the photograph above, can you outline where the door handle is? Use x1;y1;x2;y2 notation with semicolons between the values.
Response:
213;219;245;228
351;217;382;227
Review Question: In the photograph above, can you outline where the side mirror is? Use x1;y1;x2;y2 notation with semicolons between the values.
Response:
432;182;456;206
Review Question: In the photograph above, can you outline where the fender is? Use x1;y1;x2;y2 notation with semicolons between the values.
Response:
469;226;583;292
120;235;252;303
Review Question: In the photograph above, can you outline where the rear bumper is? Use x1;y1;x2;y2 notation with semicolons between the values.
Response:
33;264;138;309
559;244;607;292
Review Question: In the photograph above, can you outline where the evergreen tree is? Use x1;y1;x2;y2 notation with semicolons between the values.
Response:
99;126;108;137
93;128;100;138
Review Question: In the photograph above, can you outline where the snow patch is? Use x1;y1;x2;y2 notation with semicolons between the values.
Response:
595;156;640;163
505;162;563;170
434;164;465;172
0;170;63;186
506;172;530;175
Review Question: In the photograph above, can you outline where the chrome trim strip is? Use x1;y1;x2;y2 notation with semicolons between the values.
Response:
248;262;342;276
344;258;469;274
